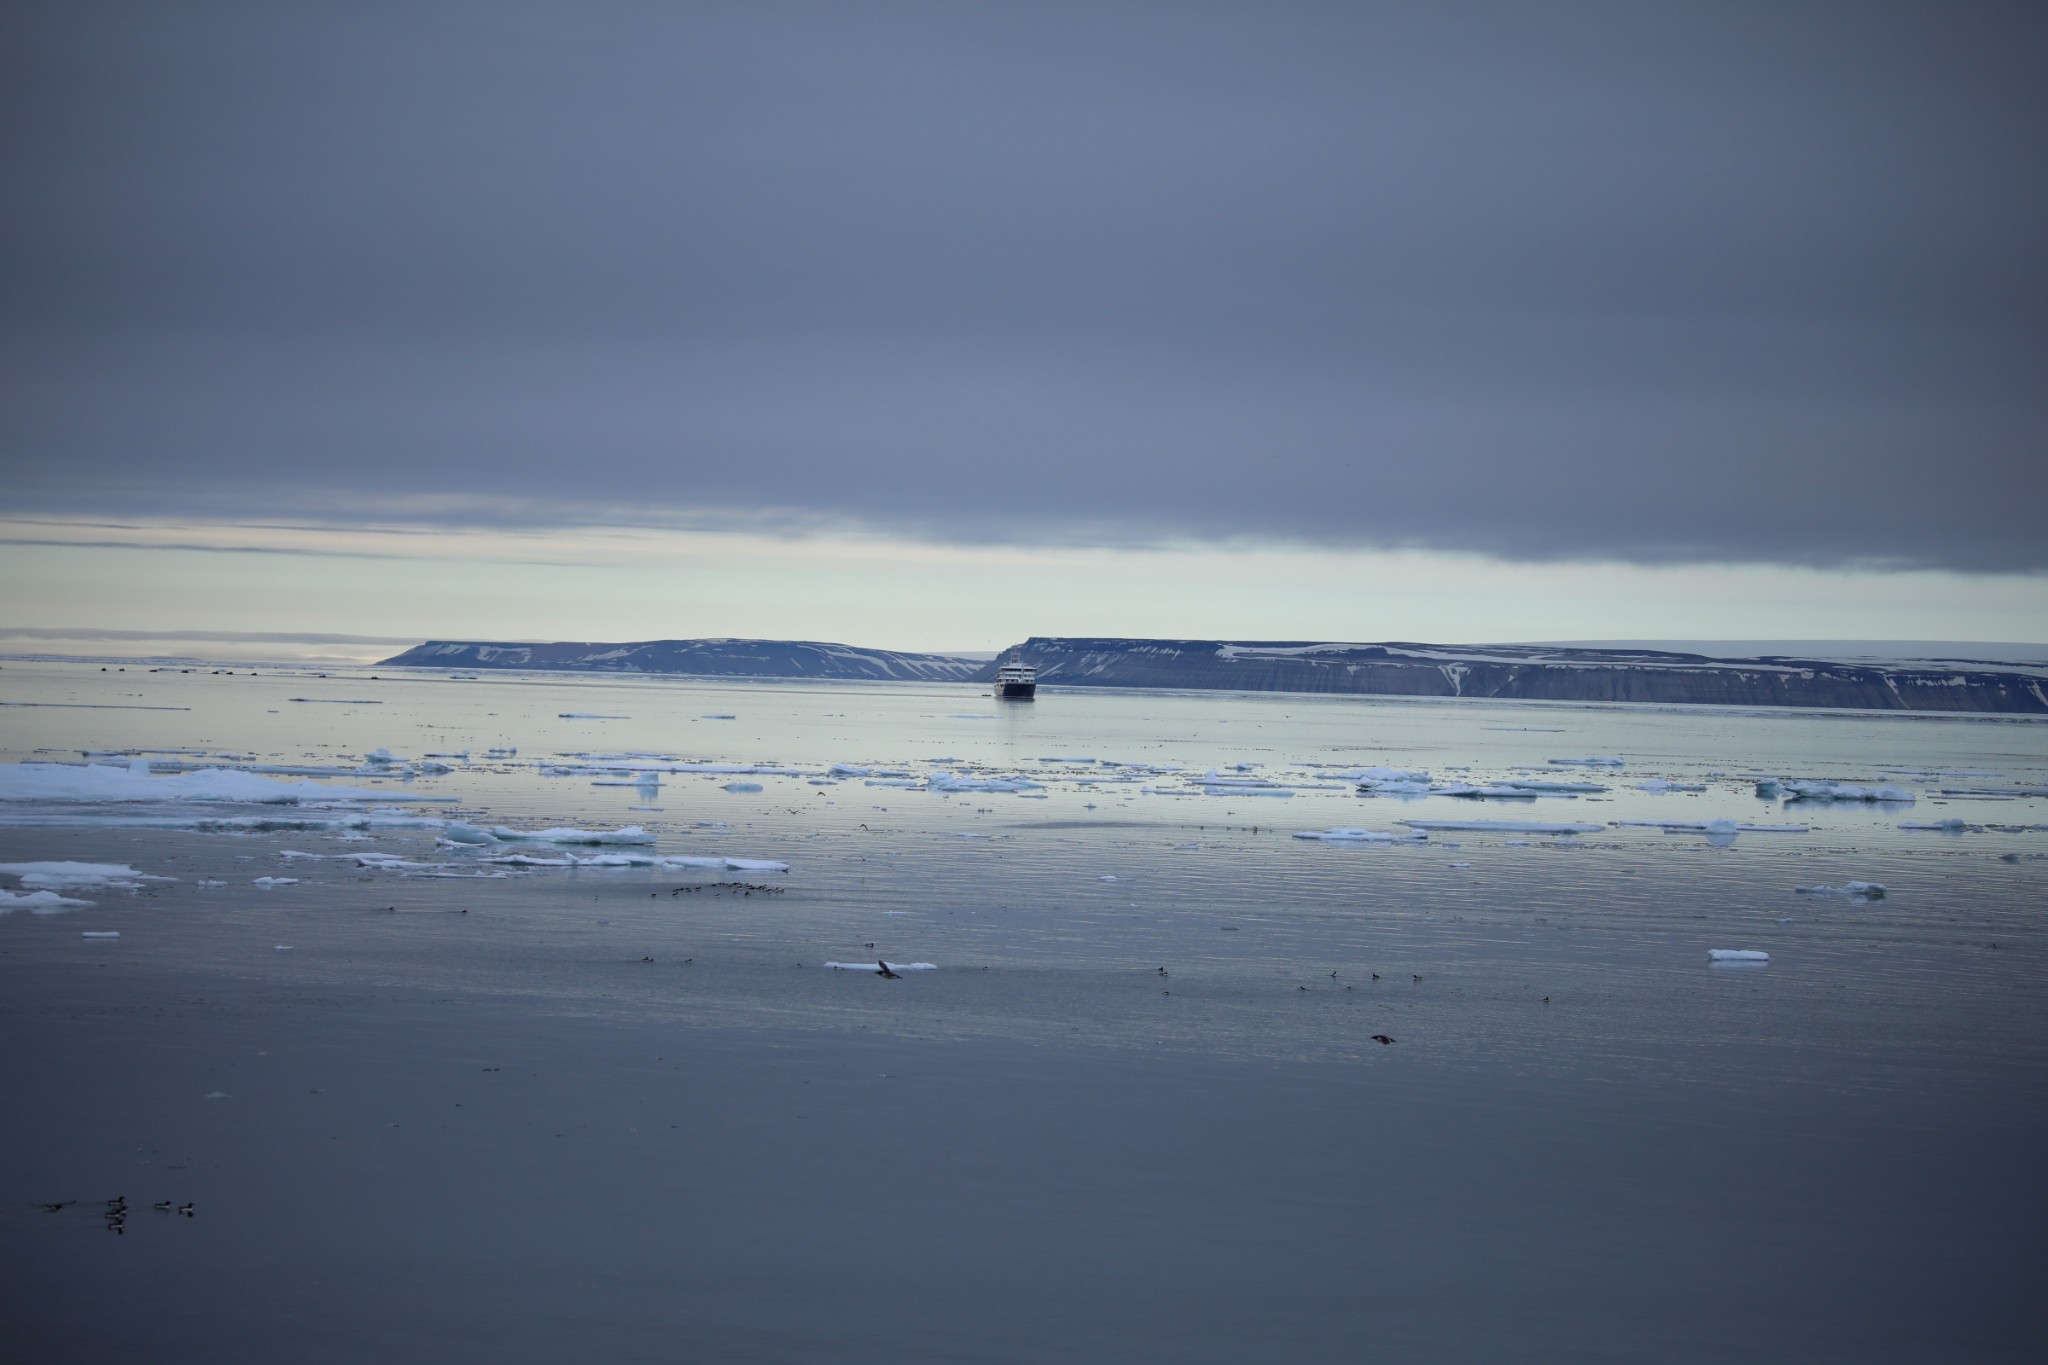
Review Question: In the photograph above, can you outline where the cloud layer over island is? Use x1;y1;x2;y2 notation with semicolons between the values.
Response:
5;1;2044;575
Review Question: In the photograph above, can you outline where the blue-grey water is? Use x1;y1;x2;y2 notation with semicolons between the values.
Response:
2;661;2043;1361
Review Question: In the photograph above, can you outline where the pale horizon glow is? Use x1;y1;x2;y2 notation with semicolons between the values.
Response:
4;516;2043;664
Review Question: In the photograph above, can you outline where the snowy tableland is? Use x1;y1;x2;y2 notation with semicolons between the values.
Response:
380;636;2048;713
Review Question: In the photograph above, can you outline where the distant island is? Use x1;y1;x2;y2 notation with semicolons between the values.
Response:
378;636;2048;713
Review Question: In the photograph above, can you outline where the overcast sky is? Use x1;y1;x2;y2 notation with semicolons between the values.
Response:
2;1;2043;651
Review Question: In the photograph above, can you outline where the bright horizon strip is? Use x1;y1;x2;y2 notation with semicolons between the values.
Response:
3;515;2046;660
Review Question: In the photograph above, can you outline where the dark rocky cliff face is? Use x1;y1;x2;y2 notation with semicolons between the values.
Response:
379;639;980;682
971;638;2048;714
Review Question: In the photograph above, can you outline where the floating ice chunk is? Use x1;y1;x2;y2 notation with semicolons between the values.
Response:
345;852;435;869
1758;779;1916;803
1355;778;1434;796
1448;861;1473;869
0;888;93;911
1398;819;1604;834
828;764;873;777
363;748;401;765
1935;785;2048;798
424;751;469;760
1292;828;1427;843
823;961;937;972
558;713;629;719
82;930;120;938
1548;756;1624;767
660;855;789;872
930;773;1041;793
0;861;170;891
0;763;432;804
489;825;657;845
1486;780;1606;794
252;877;298;887
1038;756;1098;763
702;714;736;720
1342;766;1432;785
1795;881;1887;899
1616;820;1808;835
1899;819;1970;831
1708;949;1769;961
722;782;764;793
1635;778;1708;793
1203;787;1293;798
440;822;495;844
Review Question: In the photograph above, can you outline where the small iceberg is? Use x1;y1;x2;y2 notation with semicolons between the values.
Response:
0;888;95;912
1795;881;1887;899
1708;949;1769;962
0;861;170;891
488;825;657;845
823;961;937;972
1757;779;1916;803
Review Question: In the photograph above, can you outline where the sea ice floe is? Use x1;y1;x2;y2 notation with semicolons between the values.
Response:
1794;881;1887;899
0;861;171;892
1431;785;1538;800
82;930;120;938
1339;766;1432;785
929;773;1041;793
252;877;298;887
1203;787;1293;798
1548;756;1625;767
1898;819;1971;831
1708;949;1769;961
1292;828;1427;843
0;888;94;912
1756;779;1916;803
1397;819;1604;835
722;782;764;793
1616;820;1808;835
1635;778;1708;792
487;825;657;845
0;762;445;804
823;961;937;972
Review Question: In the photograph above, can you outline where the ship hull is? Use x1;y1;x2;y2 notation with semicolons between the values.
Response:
995;681;1036;699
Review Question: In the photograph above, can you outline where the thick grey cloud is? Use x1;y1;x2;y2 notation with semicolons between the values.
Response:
4;1;2043;570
